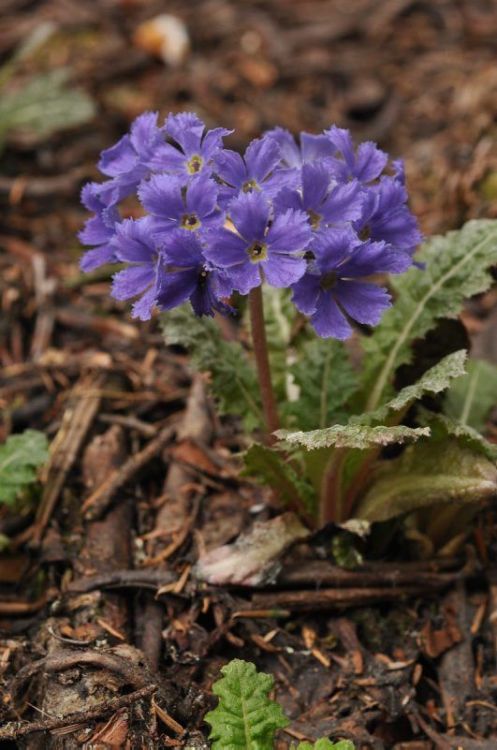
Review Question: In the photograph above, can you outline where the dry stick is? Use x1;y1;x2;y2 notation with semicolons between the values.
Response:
31;373;104;545
251;584;443;611
81;425;176;520
0;685;156;740
248;286;280;439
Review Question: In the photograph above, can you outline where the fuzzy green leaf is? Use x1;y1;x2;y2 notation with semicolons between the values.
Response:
260;287;296;402
297;740;355;750
362;220;497;412
242;443;316;514
0;69;95;142
356;439;497;523
161;306;263;432
204;659;289;750
445;358;497;431
424;412;497;462
0;430;49;505
355;350;467;426
285;339;358;430
276;424;429;451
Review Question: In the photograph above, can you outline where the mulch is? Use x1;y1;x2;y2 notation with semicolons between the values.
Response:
1;1;497;747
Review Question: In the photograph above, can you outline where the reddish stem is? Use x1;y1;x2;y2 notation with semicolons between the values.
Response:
319;448;347;526
249;286;280;440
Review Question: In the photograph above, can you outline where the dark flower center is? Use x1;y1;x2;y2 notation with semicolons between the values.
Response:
359;225;371;241
308;210;322;230
187;154;203;174
198;268;209;286
242;179;259;193
248;241;268;263
320;271;338;291
181;213;201;231
304;250;315;261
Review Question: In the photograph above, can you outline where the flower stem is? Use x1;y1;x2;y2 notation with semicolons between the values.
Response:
320;448;347;525
249;285;280;440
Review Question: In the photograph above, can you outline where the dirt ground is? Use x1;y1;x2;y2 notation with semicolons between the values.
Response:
1;1;497;747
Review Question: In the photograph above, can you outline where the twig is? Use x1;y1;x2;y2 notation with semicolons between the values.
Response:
276;557;472;589
30;373;104;545
0;685;155;739
82;425;176;520
251;584;442;611
67;569;176;593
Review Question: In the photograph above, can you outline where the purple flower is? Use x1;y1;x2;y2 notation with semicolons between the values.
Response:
325;125;388;184
149;112;231;178
264;127;336;169
203;192;311;294
291;228;408;339
110;217;161;320
356;175;422;256
97;112;165;203
214;135;297;207
274;162;364;231
138;173;221;242
157;232;233;317
79;182;121;272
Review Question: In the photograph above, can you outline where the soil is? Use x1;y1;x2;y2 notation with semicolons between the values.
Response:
1;1;497;748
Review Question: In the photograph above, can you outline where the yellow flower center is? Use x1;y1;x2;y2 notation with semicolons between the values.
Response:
308;209;322;230
248;241;268;263
187;154;203;174
320;271;338;291
181;213;201;231
242;179;259;193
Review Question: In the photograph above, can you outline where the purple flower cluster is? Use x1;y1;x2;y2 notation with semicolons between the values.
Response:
80;112;421;338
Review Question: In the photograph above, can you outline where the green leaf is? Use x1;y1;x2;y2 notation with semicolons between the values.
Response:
445;358;497;431
0;69;95;142
161;306;263;432
242;443;316;514
204;659;289;750
297;740;355;750
355;350;467;426
260;287;295;402
362;220;497;412
356;439;497;523
285;339;358;430
424;412;497;462
0;430;49;505
276;424;429;451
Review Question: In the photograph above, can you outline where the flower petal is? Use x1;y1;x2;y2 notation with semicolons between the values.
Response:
354;141;388;182
291;273;321;316
264;127;301;168
185;175;219;218
321;180;364;224
162;231;204;267
333;280;391;325
267;209;312;253
98;135;137;177
156;268;198;310
214;149;246;188
80;244;117;272
244;136;281;183
203;228;248;267
113;218;156;263
138;175;183;218
112;265;155;300
311;292;352;339
263;253;306;288
228;192;270;243
131;285;157;321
